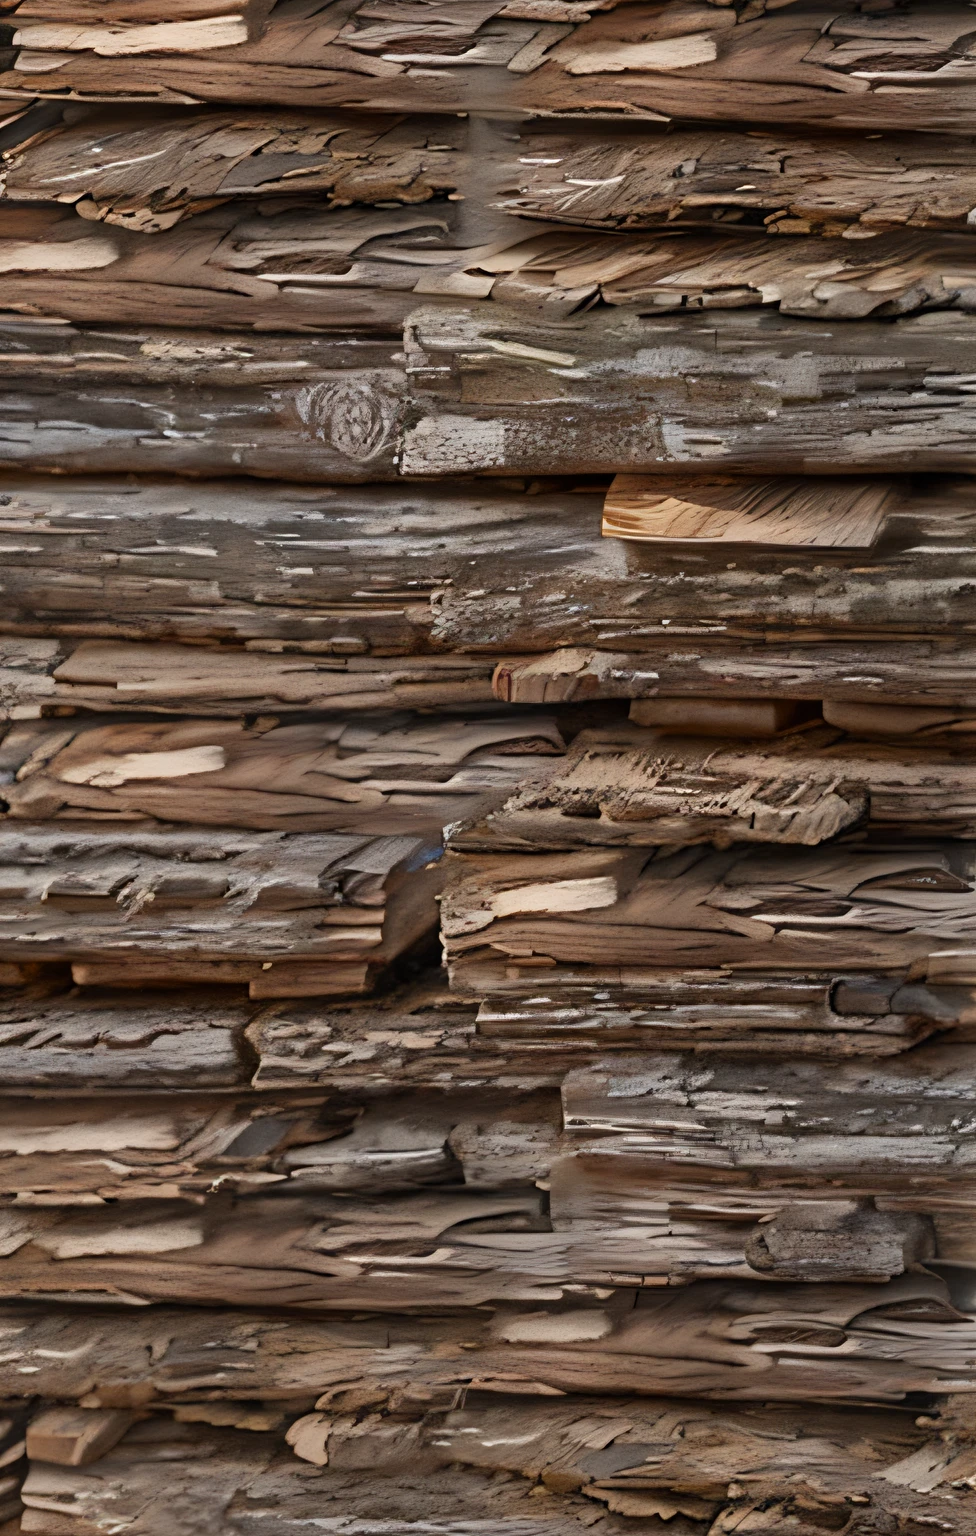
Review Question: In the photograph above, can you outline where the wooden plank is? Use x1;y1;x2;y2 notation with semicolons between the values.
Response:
9;307;976;479
13;108;976;243
0;709;564;832
7;472;976;648
0;823;445;991
492;642;976;709
5;0;976;139
1;107;467;229
12;204;976;330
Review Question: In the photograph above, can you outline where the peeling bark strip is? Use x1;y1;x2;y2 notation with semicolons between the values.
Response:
9;472;976;647
14;306;976;481
448;721;976;849
6;0;976;136
9;1397;964;1536
441;839;976;975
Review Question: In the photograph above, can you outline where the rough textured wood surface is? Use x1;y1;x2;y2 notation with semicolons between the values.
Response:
442;839;976;977
8;473;976;648
450;721;976;848
1;1277;974;1403
9;308;976;481
13;108;976;244
16;202;976;329
12;1401;968;1536
6;0;976;138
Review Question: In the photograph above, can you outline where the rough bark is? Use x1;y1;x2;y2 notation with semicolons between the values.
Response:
9;306;976;480
13;107;976;245
12;197;976;331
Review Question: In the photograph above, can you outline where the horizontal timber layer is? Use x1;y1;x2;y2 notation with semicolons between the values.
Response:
11;203;976;328
5;473;976;647
448;720;976;847
5;308;976;479
8;1394;968;1536
0;1276;974;1403
4;0;976;136
10;108;976;243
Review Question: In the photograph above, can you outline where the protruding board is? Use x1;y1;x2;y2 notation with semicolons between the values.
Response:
602;476;900;548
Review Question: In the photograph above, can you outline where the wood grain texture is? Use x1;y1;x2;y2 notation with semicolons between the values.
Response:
0;710;564;831
13;109;976;244
5;0;976;137
0;822;445;992
441;839;976;976
16;202;976;329
1;1276;974;1403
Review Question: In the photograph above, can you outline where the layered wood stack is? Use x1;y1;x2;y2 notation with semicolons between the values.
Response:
2;2;976;1534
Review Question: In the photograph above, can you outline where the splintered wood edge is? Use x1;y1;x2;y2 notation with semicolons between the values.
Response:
601;474;902;548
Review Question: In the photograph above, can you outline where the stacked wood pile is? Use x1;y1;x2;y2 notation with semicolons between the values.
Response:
2;2;976;1533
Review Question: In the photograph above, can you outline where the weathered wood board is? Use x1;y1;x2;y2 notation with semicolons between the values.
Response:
1;1277;974;1403
8;473;976;648
12;108;976;245
8;308;976;481
442;839;976;977
448;721;976;848
6;0;976;140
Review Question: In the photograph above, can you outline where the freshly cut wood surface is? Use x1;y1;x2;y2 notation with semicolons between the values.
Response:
7;473;976;648
5;0;976;138
2;1274;974;1403
603;476;899;547
441;839;976;976
0;823;444;991
13;1400;960;1536
0;710;564;832
450;722;976;849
